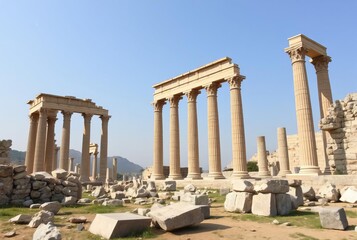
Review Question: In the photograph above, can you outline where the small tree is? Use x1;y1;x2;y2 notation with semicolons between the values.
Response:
247;161;258;172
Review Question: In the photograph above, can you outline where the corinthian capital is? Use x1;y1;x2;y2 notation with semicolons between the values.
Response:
167;95;182;108
185;89;201;103
152;100;166;112
286;47;308;63
311;55;331;72
227;75;245;90
204;82;221;96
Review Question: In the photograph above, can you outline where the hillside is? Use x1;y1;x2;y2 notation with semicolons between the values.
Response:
9;149;143;174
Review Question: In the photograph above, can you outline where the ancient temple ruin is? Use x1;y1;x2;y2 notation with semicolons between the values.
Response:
25;93;110;182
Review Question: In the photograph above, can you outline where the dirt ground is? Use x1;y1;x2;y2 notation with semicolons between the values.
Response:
3;202;357;240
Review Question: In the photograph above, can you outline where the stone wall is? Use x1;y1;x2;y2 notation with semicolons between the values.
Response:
0;165;81;206
320;93;357;174
0;139;12;164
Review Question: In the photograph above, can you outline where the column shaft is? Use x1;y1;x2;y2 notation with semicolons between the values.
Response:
92;153;98;180
59;111;72;170
99;115;110;181
45;113;57;172
277;127;292;176
257;136;271;177
80;113;92;181
33;109;48;172
185;89;202;180
168;95;182;180
52;145;59;170
152;100;165;180
228;76;249;178
25;113;39;173
205;82;224;179
112;158;117;181
286;47;320;174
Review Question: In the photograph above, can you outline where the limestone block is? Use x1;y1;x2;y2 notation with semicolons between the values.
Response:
319;207;348;230
109;184;125;192
137;208;150;216
162;180;176;191
158;192;172;200
33;222;61;240
110;191;126;200
317;182;340;202
232;180;254;192
89;213;151;238
77;198;91;204
0;176;13;195
0;165;13;177
32;180;47;190
91;186;106;198
9;214;32;224
148;202;204;231
184;184;196;193
62;196;77;205
102;199;123;206
276;194;292;216
181;193;209;205
13;171;28;180
254;179;289;194
51;169;68;180
340;187;357;203
224;192;252;213
136;187;150;198
199;205;210;219
301;185;316;201
28;210;54;228
288;186;304;209
252;193;277;216
13;165;26;173
40;201;62;215
146;181;156;192
68;216;87;223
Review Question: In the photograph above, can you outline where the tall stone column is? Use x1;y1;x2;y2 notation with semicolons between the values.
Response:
286;47;321;175
277;127;292;176
68;157;74;172
33;108;48;172
228;76;250;179
99;115;110;181
152;100;166;180
92;152;98;180
59;111;72;170
167;95;182;180
112;158;117;181
257;136;271;177
25;113;39;173
80;113;92;181
204;82;224;179
52;144;59;170
44;112;57;172
185;89;202;180
311;55;333;174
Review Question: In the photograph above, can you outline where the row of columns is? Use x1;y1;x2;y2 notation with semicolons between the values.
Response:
152;76;249;180
25;108;110;181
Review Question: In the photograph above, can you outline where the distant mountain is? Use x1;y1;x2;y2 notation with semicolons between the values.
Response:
9;149;143;174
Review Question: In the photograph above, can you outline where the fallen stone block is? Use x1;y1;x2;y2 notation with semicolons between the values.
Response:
319;207;348;230
340;187;357;203
28;210;54;228
199;205;210;219
9;214;32;224
102;199;123;206
137;208;150;216
148;202;204;231
89;213;151;239
224;191;252;213
40;201;62;215
232;180;254;193
276;194;292;216
110;191;126;200
254;179;289;194
302;185;316;201
317;182;340;202
68;216;87;223
181;193;209;205
288;186;304;209
252;193;277;216
33;222;61;240
51;168;68;180
184;184;196;193
162;181;176;191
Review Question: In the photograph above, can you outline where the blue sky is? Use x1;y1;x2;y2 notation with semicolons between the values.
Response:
1;1;356;170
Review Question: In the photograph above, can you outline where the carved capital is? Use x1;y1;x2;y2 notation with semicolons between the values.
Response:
311;55;331;72
38;108;48;118
153;100;166;112
227;75;245;90
167;95;182;108
286;47;308;63
185;89;201;103
62;111;73;119
82;113;93;123
204;82;221;96
100;115;111;122
29;113;39;123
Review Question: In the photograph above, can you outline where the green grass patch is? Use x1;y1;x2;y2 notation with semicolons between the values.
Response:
60;204;126;215
0;206;38;220
207;190;226;204
345;210;357;218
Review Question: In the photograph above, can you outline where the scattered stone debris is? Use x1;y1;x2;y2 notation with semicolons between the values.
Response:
68;216;87;223
28;210;54;228
33;222;61;240
319;207;348;230
272;219;280;225
4;230;16;238
8;214;32;224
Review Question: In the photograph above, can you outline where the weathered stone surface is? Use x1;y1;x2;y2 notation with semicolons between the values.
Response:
0;194;9;205
0;177;13;195
91;186;106;198
137;208;151;216
302;185;316;201
181;193;209;205
149;202;204;231
13;165;26;173
13;171;28;180
51;169;68;180
288;179;302;187
30;203;41;209
77;198;91;204
254;180;289;194
23;199;34;207
340;186;357;203
276;194;292;216
162;181;176;191
135;187;150;198
252;193;277;216
62;196;77;205
68;216;87;223
40;201;62;215
319;207;348;230
224;191;252;213
184;184;196;193
33;222;61;240
14;176;30;186
89;213;151;238
199;205;210;219
102;199;123;206
9;214;32;224
158;192;171;200
28;210;54;228
232;180;254;192
4;230;16;238
32;181;47;190
288;186;304;209
0;165;12;177
318;182;340;202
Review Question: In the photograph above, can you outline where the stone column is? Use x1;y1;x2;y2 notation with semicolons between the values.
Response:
74;164;79;174
204;82;224;179
228;76;250;179
33;108;48;172
185;89;202;180
44;112;57;172
52;144;59;170
25;113;39;173
277;127;292;176
152;100;166;180
257;136;271;177
286;47;320;174
99;115;110;181
311;55;333;174
112;157;117;181
59;111;72;170
81;113;92;182
167;95;182;180
92;152;98;180
68;157;74;172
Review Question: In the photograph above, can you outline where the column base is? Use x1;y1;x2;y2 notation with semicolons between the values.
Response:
277;170;292;177
150;174;165;180
231;171;250;179
205;172;225;180
184;173;203;180
299;166;321;175
323;167;332;175
167;174;183;180
258;171;271;177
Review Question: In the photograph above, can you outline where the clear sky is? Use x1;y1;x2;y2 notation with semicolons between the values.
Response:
1;1;356;170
